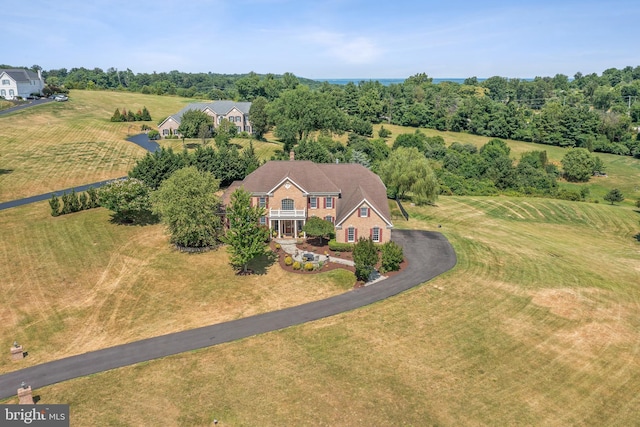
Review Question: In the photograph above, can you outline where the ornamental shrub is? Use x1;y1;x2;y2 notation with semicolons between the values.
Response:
328;239;354;252
284;256;293;266
380;241;404;273
292;261;301;270
304;262;314;271
49;194;60;217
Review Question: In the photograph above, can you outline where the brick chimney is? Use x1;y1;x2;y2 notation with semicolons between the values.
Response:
289;151;295;161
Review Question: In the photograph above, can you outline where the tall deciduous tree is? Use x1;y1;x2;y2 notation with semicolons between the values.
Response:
177;109;214;139
152;167;223;248
98;178;152;223
377;147;439;205
249;96;270;139
223;188;269;273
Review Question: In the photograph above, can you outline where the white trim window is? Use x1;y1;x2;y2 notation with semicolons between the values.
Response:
309;196;317;209
325;215;333;224
1;79;9;85
347;227;355;243
372;227;380;243
281;199;294;211
259;196;266;207
325;197;333;209
360;206;369;217
259;216;267;225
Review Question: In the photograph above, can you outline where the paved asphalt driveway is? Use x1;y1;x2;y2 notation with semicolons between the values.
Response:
0;229;456;399
0;98;53;116
0;134;159;211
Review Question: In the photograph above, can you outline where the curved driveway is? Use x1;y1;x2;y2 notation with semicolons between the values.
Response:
0;134;159;211
0;229;456;399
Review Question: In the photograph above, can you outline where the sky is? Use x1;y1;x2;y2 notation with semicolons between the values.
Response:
5;0;638;79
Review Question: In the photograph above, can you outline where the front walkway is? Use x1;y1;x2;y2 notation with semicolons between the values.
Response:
274;238;355;267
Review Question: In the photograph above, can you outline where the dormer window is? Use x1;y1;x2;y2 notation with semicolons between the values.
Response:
359;206;369;217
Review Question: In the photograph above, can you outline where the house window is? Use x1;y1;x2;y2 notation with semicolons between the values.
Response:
258;196;266;208
347;227;356;243
325;215;333;224
281;199;294;211
259;216;267;225
309;197;317;209
325;197;333;209
9;90;14;97
0;89;5;97
236;126;242;132
217;116;222;124
162;129;169;135
236;116;241;122
372;227;380;243
1;80;9;85
360;206;369;217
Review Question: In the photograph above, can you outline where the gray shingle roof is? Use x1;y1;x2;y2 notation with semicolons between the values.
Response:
166;101;252;125
0;69;40;83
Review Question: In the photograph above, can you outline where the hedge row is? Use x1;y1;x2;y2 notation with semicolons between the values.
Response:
49;188;99;217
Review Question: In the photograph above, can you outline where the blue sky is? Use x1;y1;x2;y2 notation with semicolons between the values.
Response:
5;0;637;79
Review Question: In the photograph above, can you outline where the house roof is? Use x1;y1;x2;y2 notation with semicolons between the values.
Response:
234;161;391;226
0;69;40;83
161;101;252;126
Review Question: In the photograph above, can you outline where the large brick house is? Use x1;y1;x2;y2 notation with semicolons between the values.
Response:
0;68;45;100
224;160;393;244
158;101;252;138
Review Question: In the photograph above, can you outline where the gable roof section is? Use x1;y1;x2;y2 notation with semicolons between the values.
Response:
239;161;391;226
316;163;392;227
242;161;339;195
0;69;39;83
161;101;252;127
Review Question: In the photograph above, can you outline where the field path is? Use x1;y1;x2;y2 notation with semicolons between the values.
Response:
0;229;456;400
0;134;158;211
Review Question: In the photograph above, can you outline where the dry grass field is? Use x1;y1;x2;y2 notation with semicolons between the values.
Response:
3;196;639;426
0;91;198;202
0;202;354;375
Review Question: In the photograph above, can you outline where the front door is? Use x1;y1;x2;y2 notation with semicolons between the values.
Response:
283;220;293;237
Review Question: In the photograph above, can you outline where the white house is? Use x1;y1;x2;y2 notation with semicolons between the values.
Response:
0;69;45;100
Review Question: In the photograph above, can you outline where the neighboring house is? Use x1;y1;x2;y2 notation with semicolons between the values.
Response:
223;159;393;244
158;101;252;138
0;68;45;100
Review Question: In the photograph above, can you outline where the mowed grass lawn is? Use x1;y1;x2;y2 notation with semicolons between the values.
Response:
3;196;639;426
0;202;355;375
0;91;199;202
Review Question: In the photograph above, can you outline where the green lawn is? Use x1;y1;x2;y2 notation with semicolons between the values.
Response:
3;196;638;426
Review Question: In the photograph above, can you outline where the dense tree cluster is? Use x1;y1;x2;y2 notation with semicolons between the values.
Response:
41;67;316;100
129;144;260;189
110;106;152;122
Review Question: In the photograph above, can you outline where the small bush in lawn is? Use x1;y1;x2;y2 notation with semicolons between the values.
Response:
292;261;301;270
49;194;60;217
284;256;293;266
304;262;314;271
381;241;404;273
